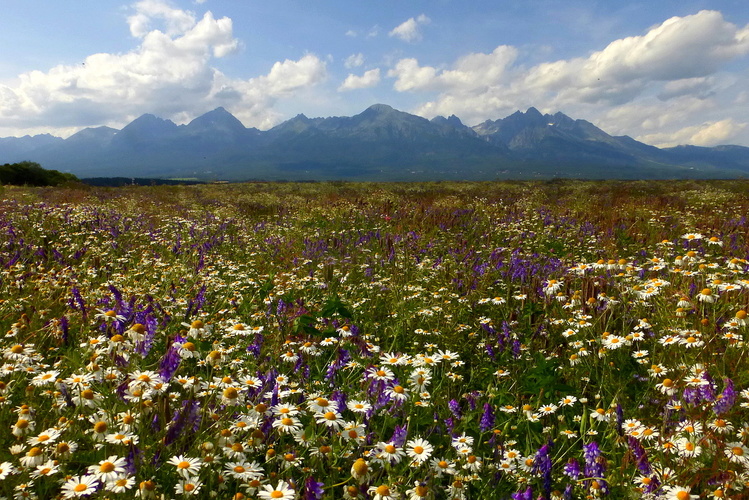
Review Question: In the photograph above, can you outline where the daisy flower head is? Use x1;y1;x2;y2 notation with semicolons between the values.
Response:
386;384;409;402
95;309;126;324
106;476;135;493
406;483;431;500
106;431;139;446
431;457;457;476
88;455;127;482
258;480;296;500
351;457;371;483
175;477;203;496
20;446;46;467
406;437;434;466
374;442;405;465
724;442;749;465
167;455;203;478
61;474;101;498
31;459;59;479
315;410;344;430
682;233;703;241
367;366;395;382
272;416;302;434
662;485;696;500
342;421;367;443
307;396;339;414
369;484;399;500
347;400;372;413
0;461;17;480
27;427;61;446
543;279;563;295
697;288;716;303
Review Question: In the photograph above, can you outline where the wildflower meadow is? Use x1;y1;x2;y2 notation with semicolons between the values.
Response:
2;180;749;500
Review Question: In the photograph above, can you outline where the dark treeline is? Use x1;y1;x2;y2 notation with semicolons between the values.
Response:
0;161;79;186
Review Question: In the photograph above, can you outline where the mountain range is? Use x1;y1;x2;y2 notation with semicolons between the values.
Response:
2;104;749;181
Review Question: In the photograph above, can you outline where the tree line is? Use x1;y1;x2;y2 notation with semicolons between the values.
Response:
0;161;79;186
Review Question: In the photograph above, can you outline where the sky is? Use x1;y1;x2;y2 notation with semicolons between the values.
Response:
1;1;749;148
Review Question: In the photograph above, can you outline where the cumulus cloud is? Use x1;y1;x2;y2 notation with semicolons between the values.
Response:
389;14;430;42
388;46;517;93
338;68;381;91
386;10;749;144
637;119;747;147
344;53;365;69
0;0;326;135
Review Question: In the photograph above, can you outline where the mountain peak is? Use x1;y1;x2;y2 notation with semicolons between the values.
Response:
525;107;543;118
366;103;395;114
186;107;247;135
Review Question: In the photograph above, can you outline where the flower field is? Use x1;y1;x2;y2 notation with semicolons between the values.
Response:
2;180;749;499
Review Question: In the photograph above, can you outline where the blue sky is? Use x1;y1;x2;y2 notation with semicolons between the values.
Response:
1;0;749;147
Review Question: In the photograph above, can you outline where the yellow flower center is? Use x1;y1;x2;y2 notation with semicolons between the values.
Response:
352;458;368;475
100;462;115;473
413;446;424;454
74;484;89;492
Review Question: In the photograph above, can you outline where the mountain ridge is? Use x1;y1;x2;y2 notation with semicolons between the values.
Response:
1;104;748;181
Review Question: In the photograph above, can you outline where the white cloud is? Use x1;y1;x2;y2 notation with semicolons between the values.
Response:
657;77;717;101
388;59;438;91
338;68;381;91
389;14;431;42
127;0;198;37
0;0;326;135
388;46;517;93
344;53;365;69
385;10;749;144
637;119;747;147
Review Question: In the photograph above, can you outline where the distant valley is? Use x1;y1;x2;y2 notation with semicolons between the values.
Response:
2;104;749;181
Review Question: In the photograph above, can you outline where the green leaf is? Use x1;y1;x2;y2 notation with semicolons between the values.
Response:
320;295;353;319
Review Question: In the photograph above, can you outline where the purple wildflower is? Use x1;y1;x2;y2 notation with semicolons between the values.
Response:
389;425;408;447
164;399;202;447
627;436;651;475
448;399;462;419
583;442;608;495
563;458;581;480
511;487;533;500
713;378;737;415
479;403;495;432
303;477;324;500
533;442;553;499
158;336;184;381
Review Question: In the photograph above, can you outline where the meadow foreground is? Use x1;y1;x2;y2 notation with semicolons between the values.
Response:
1;180;748;499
